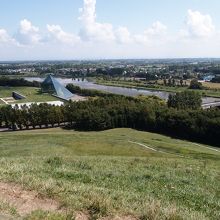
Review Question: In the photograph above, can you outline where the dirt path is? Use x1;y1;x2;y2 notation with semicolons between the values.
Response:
0;182;139;220
0;182;61;217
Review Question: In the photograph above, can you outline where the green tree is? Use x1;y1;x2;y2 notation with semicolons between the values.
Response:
168;91;202;110
180;79;183;87
189;79;203;90
163;79;167;86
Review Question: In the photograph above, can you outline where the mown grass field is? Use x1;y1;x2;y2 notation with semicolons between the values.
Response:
0;128;219;219
0;86;59;104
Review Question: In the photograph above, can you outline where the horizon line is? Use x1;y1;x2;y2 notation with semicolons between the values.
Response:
1;57;220;63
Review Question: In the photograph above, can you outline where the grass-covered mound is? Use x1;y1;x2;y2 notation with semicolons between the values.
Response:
0;128;219;219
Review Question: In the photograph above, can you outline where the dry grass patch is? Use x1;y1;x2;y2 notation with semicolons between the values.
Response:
202;82;220;89
0;182;62;217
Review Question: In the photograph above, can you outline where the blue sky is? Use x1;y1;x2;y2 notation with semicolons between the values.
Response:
0;0;220;60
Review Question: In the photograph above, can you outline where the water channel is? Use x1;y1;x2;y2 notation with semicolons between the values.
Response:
25;77;220;104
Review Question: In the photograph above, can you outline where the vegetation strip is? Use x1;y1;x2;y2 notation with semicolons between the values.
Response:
1;93;220;146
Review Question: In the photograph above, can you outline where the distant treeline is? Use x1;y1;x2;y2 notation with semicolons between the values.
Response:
0;77;40;87
0;95;219;146
64;97;220;146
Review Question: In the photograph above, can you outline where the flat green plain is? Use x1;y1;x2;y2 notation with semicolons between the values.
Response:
0;128;219;219
0;86;59;104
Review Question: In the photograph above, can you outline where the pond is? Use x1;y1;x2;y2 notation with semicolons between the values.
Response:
25;77;220;104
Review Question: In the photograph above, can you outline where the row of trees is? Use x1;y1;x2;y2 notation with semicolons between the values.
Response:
66;84;123;98
0;77;40;87
0;103;64;130
163;78;186;87
163;78;203;89
0;95;219;146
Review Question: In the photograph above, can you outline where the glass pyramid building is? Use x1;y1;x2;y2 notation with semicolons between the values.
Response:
41;75;74;100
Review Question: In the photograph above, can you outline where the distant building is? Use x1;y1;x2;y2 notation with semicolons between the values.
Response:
202;75;215;82
41;75;74;100
12;91;26;100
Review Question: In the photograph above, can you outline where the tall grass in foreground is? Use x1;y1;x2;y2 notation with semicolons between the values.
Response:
0;128;219;219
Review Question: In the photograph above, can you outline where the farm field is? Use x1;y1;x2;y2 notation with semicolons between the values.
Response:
0;128;219;219
202;82;220;89
0;86;59;104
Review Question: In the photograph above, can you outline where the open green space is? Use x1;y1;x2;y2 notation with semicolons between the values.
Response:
0;128;219;219
0;86;59;104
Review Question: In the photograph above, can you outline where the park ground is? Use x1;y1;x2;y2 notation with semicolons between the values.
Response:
0;86;58;105
0;128;219;220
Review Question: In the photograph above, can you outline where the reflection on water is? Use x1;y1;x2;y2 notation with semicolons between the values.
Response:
25;77;220;104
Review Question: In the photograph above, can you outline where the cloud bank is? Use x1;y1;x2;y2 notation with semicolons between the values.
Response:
0;0;220;59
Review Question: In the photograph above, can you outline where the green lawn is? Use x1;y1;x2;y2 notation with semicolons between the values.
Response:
0;128;219;219
0;86;59;103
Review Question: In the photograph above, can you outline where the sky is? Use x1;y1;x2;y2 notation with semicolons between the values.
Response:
0;0;220;60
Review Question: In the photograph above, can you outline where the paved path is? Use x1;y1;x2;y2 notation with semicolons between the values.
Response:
129;141;157;152
0;98;8;105
0;128;9;132
129;141;184;157
202;101;220;109
193;143;220;153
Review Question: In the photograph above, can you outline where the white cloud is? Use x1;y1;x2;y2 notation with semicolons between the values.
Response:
79;0;167;46
15;19;41;45
145;21;167;36
47;25;80;45
180;10;215;39
115;27;133;44
1;4;220;60
134;21;168;44
79;0;115;42
0;29;14;43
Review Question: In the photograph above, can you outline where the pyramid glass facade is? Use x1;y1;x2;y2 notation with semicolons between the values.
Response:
41;75;74;100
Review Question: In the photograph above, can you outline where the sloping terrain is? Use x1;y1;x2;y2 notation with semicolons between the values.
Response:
0;128;219;219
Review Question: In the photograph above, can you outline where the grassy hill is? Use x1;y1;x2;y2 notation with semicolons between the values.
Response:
0;128;219;219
